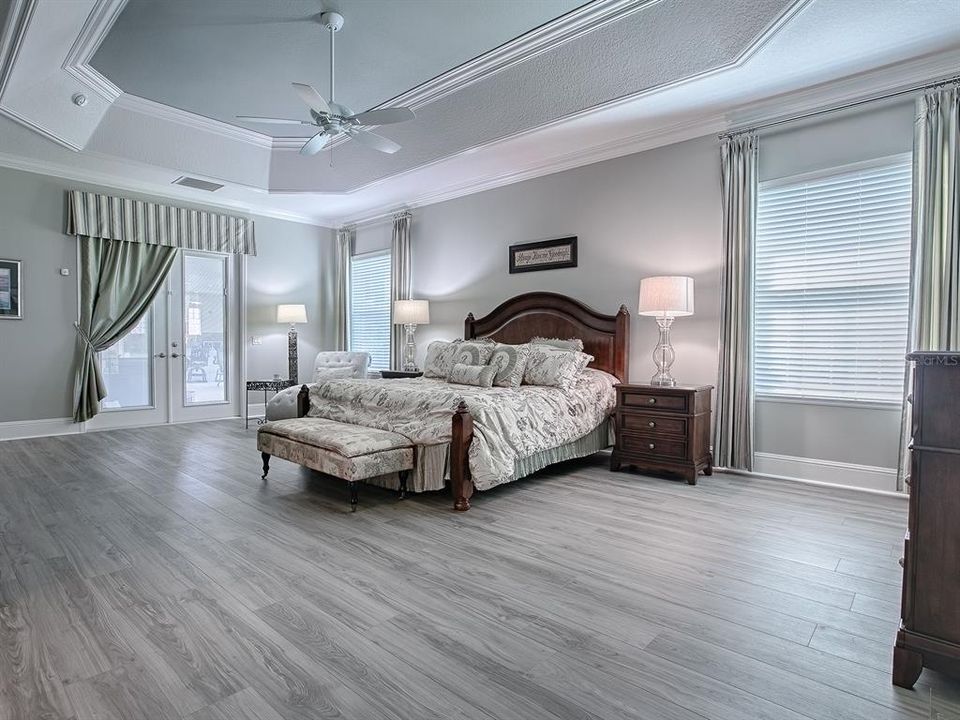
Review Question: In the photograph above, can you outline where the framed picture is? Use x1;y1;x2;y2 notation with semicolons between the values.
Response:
509;236;578;274
0;259;21;319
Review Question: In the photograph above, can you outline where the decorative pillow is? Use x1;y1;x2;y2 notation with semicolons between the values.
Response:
313;367;357;382
423;340;462;378
487;343;530;388
450;340;495;367
531;337;585;352
523;346;593;389
448;362;496;388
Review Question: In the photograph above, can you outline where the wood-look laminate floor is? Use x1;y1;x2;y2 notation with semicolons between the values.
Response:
2;421;959;720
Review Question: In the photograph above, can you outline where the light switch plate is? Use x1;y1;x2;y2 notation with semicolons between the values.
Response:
249;336;263;346
59;268;70;276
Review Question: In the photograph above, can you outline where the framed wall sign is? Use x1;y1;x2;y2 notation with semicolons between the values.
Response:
0;259;20;319
509;236;578;274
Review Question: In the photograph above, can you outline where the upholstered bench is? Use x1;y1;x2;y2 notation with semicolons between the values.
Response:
257;417;413;511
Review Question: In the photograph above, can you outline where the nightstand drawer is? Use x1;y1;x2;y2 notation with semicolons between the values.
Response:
620;433;687;461
620;412;687;436
621;391;687;413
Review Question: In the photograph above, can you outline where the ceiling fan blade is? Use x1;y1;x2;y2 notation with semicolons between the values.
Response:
236;115;311;125
348;129;401;154
292;83;331;115
299;131;331;156
349;107;415;126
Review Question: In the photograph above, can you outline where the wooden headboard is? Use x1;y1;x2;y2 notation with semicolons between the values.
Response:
464;292;630;382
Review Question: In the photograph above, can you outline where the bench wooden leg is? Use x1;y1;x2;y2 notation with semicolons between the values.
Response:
398;470;409;500
349;481;358;512
260;452;270;480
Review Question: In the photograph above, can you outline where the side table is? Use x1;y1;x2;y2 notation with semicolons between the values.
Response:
245;379;295;428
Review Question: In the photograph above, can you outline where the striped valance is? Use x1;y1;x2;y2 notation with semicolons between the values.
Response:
66;190;256;256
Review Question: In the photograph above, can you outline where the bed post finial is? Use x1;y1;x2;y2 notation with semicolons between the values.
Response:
451;401;474;511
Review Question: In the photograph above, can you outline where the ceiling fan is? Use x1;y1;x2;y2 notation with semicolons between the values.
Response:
236;11;415;156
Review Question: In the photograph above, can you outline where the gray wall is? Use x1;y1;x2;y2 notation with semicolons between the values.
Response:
409;134;724;387
0;164;332;423
755;100;915;469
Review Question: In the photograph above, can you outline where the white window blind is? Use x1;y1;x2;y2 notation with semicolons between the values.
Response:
349;251;391;370
754;155;912;404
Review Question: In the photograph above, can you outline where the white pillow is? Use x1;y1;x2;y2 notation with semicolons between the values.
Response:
530;337;585;352
523;346;593;389
313;367;356;382
487;343;530;388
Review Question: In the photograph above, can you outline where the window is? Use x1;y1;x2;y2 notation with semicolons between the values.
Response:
349;251;392;370
754;155;912;404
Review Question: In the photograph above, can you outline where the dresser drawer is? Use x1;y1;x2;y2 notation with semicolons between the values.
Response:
620;433;687;461
620;391;687;413
620;412;687;436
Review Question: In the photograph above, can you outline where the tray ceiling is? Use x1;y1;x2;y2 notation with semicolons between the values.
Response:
91;0;588;132
0;0;958;225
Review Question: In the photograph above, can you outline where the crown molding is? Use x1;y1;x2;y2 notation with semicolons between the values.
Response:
61;0;125;102
335;113;728;225
0;149;333;226
113;93;275;149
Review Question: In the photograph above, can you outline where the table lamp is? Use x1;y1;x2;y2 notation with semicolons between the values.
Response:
638;276;694;387
277;304;308;383
393;299;430;372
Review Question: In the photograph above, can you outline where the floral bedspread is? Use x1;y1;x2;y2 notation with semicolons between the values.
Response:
306;369;617;490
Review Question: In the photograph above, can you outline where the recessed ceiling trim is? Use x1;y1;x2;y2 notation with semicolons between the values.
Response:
61;0;126;102
114;93;274;149
369;0;658;113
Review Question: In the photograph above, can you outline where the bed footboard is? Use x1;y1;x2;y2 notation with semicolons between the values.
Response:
451;401;475;511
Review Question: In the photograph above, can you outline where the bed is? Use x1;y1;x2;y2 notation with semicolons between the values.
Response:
296;292;630;510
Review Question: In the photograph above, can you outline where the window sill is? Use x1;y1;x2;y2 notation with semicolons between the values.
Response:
755;395;903;411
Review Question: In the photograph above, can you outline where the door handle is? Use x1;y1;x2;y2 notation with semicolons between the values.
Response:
171;353;181;358
154;352;167;358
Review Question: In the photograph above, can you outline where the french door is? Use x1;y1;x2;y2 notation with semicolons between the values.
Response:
88;250;241;429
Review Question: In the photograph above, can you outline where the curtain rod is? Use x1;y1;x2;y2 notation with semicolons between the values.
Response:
719;74;960;139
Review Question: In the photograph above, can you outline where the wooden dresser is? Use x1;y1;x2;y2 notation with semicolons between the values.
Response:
610;384;713;484
894;352;960;688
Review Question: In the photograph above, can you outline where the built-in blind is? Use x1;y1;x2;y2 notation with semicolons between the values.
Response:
349;251;392;370
754;155;913;403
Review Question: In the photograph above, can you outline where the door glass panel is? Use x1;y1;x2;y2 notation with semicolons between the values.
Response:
183;254;227;405
100;312;152;409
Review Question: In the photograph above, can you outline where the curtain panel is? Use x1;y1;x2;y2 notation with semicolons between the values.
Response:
73;237;177;422
897;82;960;488
334;227;353;351
67;190;257;256
714;132;758;471
390;212;412;370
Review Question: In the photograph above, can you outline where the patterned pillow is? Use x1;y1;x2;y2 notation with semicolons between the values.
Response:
423;340;462;378
523;346;593;389
531;337;585;352
448;362;496;388
487;343;530;388
450;341;495;367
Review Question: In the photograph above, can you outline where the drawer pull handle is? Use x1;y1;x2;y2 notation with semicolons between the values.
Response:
648;398;656;405
648;443;655;450
648;421;656;428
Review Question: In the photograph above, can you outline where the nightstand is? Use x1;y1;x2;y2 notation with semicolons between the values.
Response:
380;370;424;379
610;384;713;484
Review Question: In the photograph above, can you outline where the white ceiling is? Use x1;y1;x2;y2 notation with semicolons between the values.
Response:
0;0;958;226
91;0;587;132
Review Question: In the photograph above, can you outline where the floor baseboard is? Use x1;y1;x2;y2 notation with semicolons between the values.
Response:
747;451;902;495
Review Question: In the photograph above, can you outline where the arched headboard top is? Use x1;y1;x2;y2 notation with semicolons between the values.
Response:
464;292;630;382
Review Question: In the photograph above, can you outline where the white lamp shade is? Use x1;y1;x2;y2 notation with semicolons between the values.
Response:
276;304;308;324
638;276;694;317
393;299;430;325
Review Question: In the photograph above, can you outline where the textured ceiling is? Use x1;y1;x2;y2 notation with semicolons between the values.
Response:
91;0;587;128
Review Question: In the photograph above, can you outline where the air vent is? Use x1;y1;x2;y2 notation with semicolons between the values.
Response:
172;176;224;192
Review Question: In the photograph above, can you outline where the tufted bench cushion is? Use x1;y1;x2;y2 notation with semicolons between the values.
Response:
257;418;414;483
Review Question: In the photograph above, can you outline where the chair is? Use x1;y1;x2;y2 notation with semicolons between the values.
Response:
265;351;371;421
